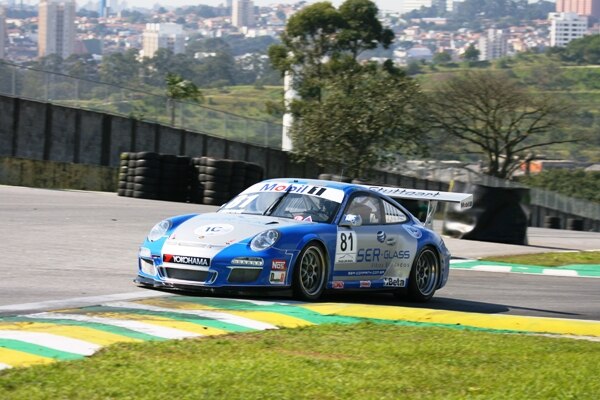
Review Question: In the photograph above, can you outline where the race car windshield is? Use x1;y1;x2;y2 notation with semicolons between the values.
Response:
218;192;339;223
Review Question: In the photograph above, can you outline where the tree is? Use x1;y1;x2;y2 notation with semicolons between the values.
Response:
269;0;393;101
462;44;480;62
290;63;427;177
165;73;203;126
432;51;452;64
425;70;575;179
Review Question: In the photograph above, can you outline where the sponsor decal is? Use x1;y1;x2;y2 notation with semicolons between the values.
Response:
163;254;210;266
294;215;304;221
368;187;442;198
332;281;345;289
335;230;357;264
356;248;411;263
376;231;386;243
461;199;474;208
269;271;286;284
260;183;326;196
271;260;287;271
194;224;234;237
253;182;345;203
403;225;423;239
334;269;386;277
383;277;405;287
303;215;313;222
360;281;372;288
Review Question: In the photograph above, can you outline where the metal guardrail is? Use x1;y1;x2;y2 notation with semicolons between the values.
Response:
0;61;283;149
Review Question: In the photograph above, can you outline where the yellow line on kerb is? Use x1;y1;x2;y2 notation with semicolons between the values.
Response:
300;303;600;338
0;322;139;346
136;298;313;328
0;347;54;369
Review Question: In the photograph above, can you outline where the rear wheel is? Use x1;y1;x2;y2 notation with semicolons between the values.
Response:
407;247;439;302
292;243;328;301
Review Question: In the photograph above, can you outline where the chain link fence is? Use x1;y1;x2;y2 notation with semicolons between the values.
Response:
0;61;283;149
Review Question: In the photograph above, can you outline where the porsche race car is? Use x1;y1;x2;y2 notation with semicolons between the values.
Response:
135;179;472;302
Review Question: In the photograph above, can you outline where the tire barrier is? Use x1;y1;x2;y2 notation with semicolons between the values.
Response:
117;153;264;205
196;157;264;206
544;216;562;229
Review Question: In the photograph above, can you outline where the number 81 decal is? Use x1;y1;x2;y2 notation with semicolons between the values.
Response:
335;230;357;264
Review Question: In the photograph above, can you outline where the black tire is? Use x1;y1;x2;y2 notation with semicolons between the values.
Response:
120;152;131;161
205;158;233;169
133;183;158;192
119;166;128;174
202;181;230;191
406;247;440;302
118;173;127;182
135;159;160;168
204;166;233;177
124;189;133;197
118;181;127;189
133;190;158;200
292;242;328;301
203;189;230;199
135;167;160;178
202;196;227;206
117;188;126;196
160;154;177;164
126;182;135;190
133;176;159;185
137;151;159;160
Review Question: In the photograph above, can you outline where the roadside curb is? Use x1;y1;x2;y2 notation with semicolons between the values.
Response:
450;259;600;278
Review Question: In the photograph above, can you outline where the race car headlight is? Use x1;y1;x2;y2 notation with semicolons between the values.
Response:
250;229;280;252
147;220;171;242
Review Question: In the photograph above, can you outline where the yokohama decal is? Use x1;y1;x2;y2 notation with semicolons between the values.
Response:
163;254;210;266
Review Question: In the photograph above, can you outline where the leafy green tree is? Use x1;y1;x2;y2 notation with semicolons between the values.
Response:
290;63;427;177
432;51;452;64
99;49;141;86
462;44;480;62
517;169;600;203
561;34;600;65
425;70;575;179
165;73;203;125
269;0;393;101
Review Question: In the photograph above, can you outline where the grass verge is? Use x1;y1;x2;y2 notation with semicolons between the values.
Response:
482;251;600;267
0;322;598;399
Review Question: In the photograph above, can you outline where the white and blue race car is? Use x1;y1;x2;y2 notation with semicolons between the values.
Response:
136;179;472;302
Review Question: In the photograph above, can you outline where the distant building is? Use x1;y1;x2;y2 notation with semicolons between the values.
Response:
98;0;108;18
478;29;508;61
549;12;588;47
0;7;5;59
38;0;76;59
556;0;600;19
402;0;432;14
142;23;185;58
232;0;255;28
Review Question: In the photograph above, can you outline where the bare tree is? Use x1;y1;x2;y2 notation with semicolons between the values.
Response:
426;70;575;179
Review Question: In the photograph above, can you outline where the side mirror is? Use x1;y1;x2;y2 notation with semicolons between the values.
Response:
340;214;362;227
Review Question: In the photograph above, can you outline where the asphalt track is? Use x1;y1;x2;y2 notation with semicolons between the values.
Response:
1;185;599;369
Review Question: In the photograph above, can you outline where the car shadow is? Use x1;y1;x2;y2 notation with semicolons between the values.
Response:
145;286;580;319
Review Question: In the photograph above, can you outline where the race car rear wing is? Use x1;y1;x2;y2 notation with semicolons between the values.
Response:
362;185;473;228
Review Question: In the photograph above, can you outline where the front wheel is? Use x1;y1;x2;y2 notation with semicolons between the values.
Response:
292;243;328;301
407;247;440;302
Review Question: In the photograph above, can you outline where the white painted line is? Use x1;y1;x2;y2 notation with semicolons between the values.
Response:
0;362;12;370
542;269;579;277
472;265;513;273
0;291;171;314
449;259;475;264
24;312;202;340
102;301;277;331
0;331;100;356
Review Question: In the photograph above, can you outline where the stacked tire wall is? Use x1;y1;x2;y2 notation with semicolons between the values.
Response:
195;157;263;205
118;152;263;205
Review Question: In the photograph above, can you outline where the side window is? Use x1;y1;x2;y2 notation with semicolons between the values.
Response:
345;195;382;225
383;200;408;224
